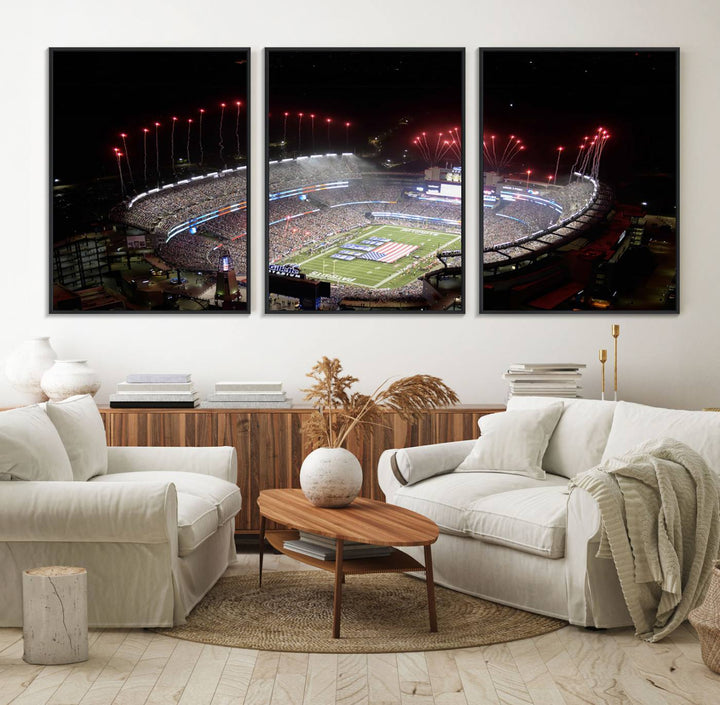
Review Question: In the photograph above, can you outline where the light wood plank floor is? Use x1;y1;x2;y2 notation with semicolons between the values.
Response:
1;554;718;705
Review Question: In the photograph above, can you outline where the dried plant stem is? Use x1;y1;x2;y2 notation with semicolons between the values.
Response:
334;379;388;447
302;357;459;451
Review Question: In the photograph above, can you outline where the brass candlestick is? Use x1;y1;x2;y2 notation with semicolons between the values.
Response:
599;349;607;401
612;324;620;401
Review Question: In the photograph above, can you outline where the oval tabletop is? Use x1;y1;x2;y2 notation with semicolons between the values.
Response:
258;489;438;546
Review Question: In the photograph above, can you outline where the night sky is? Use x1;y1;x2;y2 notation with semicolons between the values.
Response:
267;49;464;158
52;49;249;184
482;49;678;210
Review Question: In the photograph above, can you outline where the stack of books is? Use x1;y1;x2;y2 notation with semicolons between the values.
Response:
283;531;393;561
109;373;199;408
502;363;586;399
200;381;292;408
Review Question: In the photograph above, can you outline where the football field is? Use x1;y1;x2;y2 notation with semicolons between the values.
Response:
277;224;461;290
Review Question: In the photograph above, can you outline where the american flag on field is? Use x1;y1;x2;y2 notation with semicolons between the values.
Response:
358;241;418;263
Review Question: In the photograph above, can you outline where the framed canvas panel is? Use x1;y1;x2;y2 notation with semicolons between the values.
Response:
50;48;250;313
480;48;679;313
265;48;464;313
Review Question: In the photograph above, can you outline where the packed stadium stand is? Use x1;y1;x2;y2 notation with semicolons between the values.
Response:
111;168;248;275
482;175;612;269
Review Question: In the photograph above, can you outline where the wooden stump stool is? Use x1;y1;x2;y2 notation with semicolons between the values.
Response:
22;566;88;665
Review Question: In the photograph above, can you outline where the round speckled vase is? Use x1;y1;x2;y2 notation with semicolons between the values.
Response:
40;360;101;402
299;447;363;508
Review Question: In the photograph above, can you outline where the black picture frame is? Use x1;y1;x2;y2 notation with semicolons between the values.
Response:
265;47;465;314
480;48;679;314
50;47;251;313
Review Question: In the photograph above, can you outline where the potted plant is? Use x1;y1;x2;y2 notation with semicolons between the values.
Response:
300;356;458;507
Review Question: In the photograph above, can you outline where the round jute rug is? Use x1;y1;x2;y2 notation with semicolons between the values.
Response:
155;571;565;653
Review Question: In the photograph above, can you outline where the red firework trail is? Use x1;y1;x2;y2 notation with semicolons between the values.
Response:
412;127;463;165
483;134;524;171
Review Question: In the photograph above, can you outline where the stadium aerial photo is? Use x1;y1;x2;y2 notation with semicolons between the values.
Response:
482;49;678;312
266;49;464;312
51;49;249;312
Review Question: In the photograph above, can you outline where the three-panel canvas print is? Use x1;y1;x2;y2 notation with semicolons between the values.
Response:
49;47;678;314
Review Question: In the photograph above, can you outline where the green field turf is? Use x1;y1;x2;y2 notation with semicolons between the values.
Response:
277;224;461;290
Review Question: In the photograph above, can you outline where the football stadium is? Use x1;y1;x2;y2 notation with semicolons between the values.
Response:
266;154;462;311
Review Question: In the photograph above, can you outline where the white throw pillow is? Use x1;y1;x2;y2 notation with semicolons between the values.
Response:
602;401;720;477
45;395;108;481
507;396;616;478
456;404;564;479
0;405;73;481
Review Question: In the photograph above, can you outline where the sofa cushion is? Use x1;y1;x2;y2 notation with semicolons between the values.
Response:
508;396;616;478
456;404;563;479
91;471;241;525
601;402;720;476
393;471;568;536
0;405;73;481
45;395;108;481
392;440;476;486
176;492;220;556
465;486;570;558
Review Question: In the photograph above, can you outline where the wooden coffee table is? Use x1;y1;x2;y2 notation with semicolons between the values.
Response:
257;488;439;639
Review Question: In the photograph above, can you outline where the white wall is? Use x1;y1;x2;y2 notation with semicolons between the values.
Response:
1;0;718;409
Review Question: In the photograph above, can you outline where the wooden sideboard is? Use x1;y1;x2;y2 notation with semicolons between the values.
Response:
99;405;504;533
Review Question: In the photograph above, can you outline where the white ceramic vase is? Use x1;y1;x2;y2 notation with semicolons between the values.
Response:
299;447;363;508
5;337;58;402
40;360;101;402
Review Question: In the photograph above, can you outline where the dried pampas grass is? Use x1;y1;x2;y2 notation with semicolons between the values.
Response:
302;356;458;449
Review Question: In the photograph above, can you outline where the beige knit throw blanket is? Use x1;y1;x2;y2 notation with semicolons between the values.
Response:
570;438;720;642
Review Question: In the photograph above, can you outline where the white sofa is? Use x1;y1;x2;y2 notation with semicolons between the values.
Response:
0;395;241;628
378;397;720;628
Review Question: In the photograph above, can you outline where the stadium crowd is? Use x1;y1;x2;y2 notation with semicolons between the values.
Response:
154;210;247;275
268;154;370;194
112;170;248;238
483;178;597;251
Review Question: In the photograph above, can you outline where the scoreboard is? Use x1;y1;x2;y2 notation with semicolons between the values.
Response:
426;181;461;199
409;181;461;203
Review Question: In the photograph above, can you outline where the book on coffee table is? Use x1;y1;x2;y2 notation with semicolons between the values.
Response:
298;531;365;548
282;538;393;561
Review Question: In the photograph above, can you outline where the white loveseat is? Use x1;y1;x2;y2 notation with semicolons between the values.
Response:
0;395;241;628
378;397;720;628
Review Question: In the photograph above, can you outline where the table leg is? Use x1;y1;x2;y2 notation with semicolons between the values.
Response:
258;515;266;588
332;539;344;639
424;544;438;633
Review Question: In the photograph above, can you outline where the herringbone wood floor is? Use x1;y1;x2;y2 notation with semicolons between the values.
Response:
1;553;718;704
